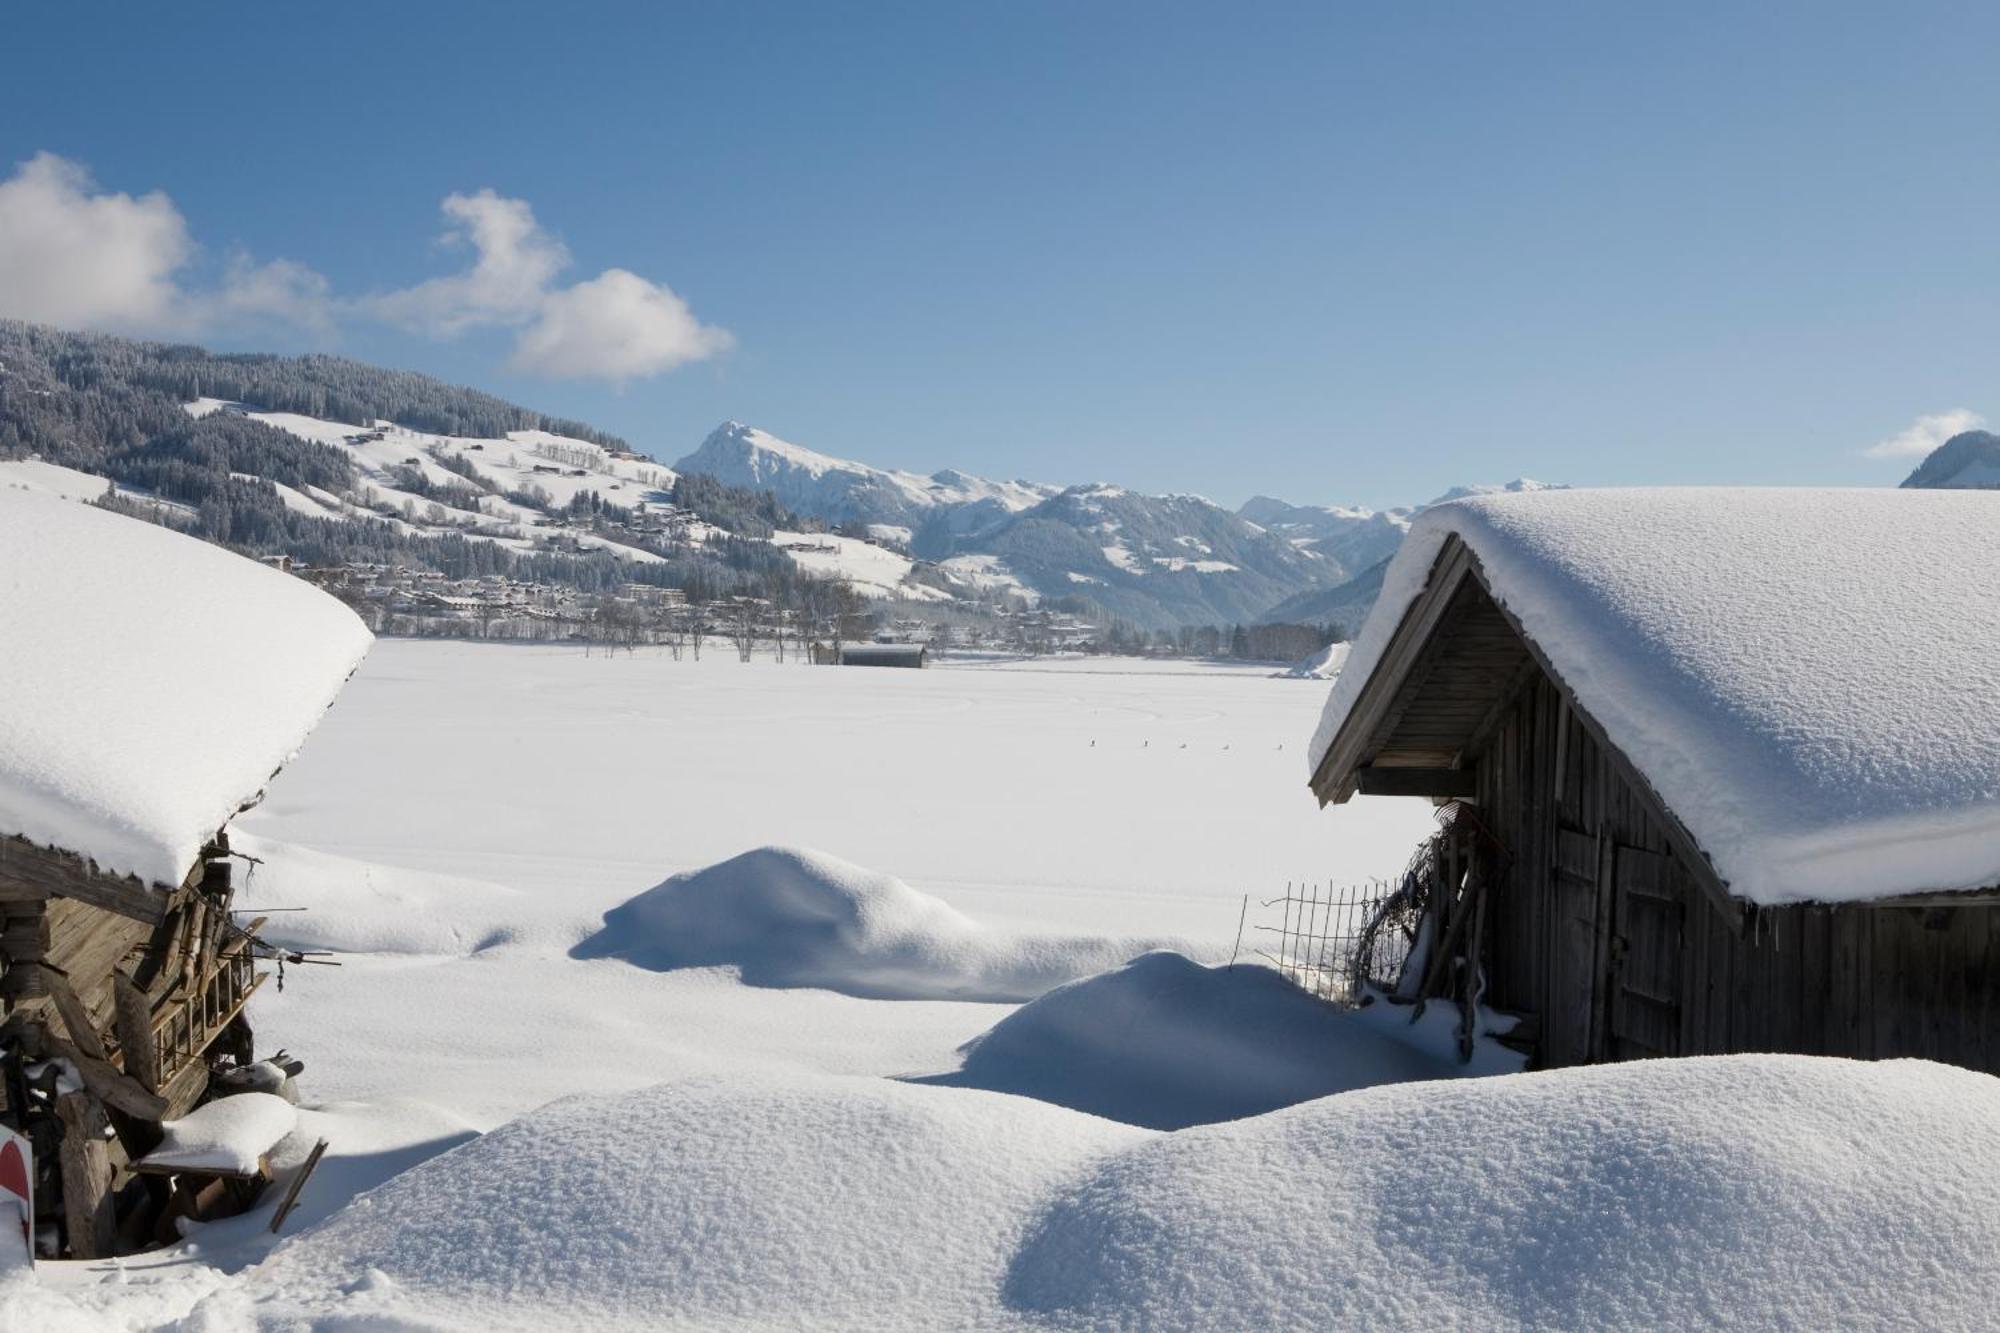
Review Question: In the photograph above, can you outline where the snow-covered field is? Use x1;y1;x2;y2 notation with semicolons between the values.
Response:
244;643;1424;946
18;645;1433;1326
20;643;2000;1330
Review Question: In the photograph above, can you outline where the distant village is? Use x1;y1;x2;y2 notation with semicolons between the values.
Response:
286;556;1112;658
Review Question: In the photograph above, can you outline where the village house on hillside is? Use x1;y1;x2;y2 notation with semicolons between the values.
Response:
0;488;371;1258
1312;487;2000;1072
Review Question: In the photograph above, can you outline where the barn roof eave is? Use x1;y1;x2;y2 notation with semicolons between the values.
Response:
1310;537;1743;925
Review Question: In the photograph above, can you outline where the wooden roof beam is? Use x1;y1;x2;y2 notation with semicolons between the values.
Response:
1354;767;1479;799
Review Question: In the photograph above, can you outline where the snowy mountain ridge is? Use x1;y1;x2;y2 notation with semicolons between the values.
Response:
676;421;1057;532
670;420;1572;630
1901;430;2000;490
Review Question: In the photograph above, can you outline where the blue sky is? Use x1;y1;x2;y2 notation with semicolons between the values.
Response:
2;2;1994;507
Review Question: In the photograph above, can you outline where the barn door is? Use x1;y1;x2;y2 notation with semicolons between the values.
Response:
1606;843;1683;1059
1546;826;1602;1066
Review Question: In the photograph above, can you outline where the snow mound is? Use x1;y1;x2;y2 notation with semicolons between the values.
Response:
224;1056;2000;1331
0;488;371;887
1003;1055;2000;1331
1279;640;1349;680
1311;488;2000;904
911;953;1469;1128
571;846;1181;1001
230;1073;1144;1330
142;1093;296;1176
229;833;531;956
0;457;112;502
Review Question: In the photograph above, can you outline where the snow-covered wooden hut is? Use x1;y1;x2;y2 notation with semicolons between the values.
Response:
0;488;371;1257
833;643;928;668
1309;488;2000;1071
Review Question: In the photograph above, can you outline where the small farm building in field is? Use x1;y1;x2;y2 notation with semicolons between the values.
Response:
825;643;928;668
1310;487;2000;1072
0;488;371;1257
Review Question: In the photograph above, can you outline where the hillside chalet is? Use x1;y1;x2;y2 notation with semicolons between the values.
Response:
0;488;371;1258
1310;488;2000;1072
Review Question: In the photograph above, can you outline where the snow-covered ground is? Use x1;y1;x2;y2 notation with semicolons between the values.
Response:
17;644;1430;1325
18;642;1995;1330
771;529;945;600
240;643;1421;944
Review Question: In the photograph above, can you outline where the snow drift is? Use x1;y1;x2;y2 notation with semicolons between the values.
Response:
218;1056;2000;1331
1279;640;1349;680
571;846;1183;1001
911;952;1479;1128
229;833;531;956
1004;1055;2000;1330
1311;488;2000;904
226;1073;1144;1330
0;487;371;887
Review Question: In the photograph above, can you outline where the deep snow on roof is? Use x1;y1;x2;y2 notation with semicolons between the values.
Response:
0;489;371;887
1310;487;2000;905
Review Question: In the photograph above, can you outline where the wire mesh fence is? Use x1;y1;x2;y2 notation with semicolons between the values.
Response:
1242;876;1421;1005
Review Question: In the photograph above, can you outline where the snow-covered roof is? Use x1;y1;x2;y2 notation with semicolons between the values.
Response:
1310;487;2000;905
0;489;372;888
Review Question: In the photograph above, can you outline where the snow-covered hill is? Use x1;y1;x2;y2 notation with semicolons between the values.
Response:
1422;477;1566;506
676;424;1337;628
670;420;1573;630
1237;496;1411;583
1902;430;2000;489
676;421;1055;532
1243;479;1566;629
950;484;1338;629
180;398;686;562
1256;558;1391;632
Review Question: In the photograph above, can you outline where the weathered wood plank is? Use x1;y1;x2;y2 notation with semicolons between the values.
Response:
1799;907;1827;1057
56;1090;118;1259
270;1138;330;1233
1311;538;1476;801
1681;863;1709;1053
1355;767;1479;798
157;1045;212;1120
44;967;109;1062
112;969;161;1093
0;835;170;925
47;1032;170;1120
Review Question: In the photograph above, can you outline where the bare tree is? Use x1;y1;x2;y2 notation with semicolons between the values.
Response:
730;597;758;662
830;583;868;662
798;580;831;664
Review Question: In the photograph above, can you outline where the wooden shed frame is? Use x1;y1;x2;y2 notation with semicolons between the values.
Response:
1311;535;2000;1070
1;827;268;1257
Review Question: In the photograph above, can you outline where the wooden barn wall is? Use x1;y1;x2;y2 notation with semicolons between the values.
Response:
45;896;155;1031
1473;671;2000;1073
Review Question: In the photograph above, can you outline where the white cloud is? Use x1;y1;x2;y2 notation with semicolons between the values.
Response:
367;190;731;382
202;252;335;334
0;152;331;337
0;152;194;332
0;153;729;381
366;190;569;335
511;268;734;383
1865;409;1986;459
